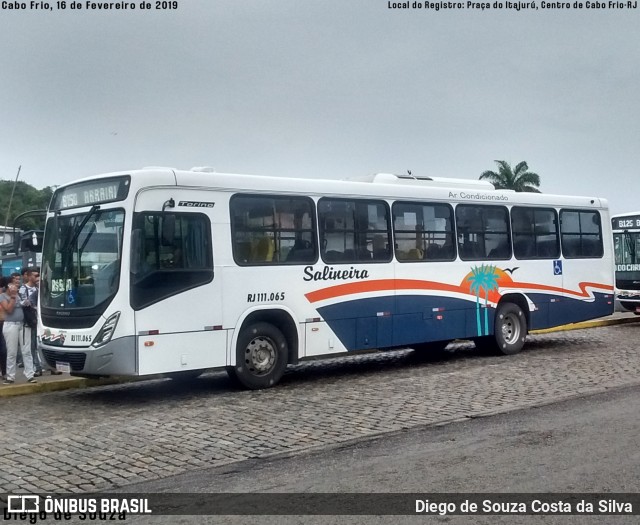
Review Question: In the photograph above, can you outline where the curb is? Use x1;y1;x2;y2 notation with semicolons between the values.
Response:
0;377;86;398
0;374;164;399
530;315;640;334
2;315;639;398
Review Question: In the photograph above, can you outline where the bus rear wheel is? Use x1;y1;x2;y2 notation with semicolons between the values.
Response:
493;302;527;355
474;302;527;356
231;322;288;390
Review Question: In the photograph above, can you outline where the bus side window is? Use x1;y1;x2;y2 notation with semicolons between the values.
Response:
456;204;509;261
512;207;559;260
318;197;391;265
392;201;454;263
560;209;603;259
230;194;317;266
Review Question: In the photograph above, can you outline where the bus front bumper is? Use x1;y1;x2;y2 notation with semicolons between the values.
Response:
40;336;138;377
616;291;640;314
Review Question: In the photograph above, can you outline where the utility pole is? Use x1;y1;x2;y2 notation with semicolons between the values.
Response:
2;165;21;246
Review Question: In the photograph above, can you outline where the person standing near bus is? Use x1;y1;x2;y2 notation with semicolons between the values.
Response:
10;272;24;369
1;279;37;384
0;276;7;380
19;267;44;376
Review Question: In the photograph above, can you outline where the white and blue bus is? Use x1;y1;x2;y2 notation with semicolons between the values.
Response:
612;212;640;314
38;168;614;389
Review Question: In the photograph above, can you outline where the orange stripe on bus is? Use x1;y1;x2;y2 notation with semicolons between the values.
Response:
305;279;466;303
305;279;613;304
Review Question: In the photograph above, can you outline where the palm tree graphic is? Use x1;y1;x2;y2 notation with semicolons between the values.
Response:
467;264;501;336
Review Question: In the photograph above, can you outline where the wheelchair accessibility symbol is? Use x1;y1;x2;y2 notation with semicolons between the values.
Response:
553;260;563;275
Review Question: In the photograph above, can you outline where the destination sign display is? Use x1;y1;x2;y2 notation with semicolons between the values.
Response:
612;215;640;230
51;176;130;210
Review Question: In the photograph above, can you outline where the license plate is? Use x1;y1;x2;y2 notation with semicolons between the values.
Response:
56;362;71;373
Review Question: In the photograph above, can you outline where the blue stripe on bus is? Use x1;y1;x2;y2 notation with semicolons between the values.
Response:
315;292;613;351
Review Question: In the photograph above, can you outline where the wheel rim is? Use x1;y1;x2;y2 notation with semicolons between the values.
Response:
245;335;277;376
500;312;521;344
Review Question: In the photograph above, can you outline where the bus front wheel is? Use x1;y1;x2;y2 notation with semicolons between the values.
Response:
231;322;288;390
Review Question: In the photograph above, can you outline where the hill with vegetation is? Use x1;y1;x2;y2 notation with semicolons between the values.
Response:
0;179;53;231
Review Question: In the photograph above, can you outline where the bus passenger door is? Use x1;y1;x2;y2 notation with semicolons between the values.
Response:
131;192;226;375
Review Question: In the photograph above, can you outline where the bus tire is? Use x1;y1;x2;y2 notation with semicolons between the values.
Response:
232;322;288;390
493;302;527;355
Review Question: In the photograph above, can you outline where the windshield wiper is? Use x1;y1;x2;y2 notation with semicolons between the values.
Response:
60;205;100;307
64;205;100;254
624;232;637;263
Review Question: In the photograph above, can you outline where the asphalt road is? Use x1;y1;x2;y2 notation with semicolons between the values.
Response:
2;321;640;525
122;385;640;525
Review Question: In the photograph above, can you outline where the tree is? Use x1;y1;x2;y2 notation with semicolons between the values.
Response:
479;160;541;193
0;180;53;231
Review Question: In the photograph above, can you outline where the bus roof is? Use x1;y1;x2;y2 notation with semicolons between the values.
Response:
57;167;609;210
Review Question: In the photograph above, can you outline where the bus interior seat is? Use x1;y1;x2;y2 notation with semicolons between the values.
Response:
372;235;389;260
235;241;251;263
357;248;372;261
489;242;510;259
252;237;275;262
537;240;558;258
425;244;441;260
286;240;315;262
343;249;356;261
324;250;343;262
406;248;423;260
458;242;478;259
440;243;455;260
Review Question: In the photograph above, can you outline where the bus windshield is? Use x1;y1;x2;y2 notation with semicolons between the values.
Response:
614;231;640;266
41;209;125;311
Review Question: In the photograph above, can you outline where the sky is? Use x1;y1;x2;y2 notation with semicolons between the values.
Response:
1;1;638;214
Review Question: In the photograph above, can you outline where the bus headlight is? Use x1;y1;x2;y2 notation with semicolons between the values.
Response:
92;312;121;348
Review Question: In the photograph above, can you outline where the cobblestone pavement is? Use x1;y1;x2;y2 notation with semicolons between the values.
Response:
1;323;640;494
